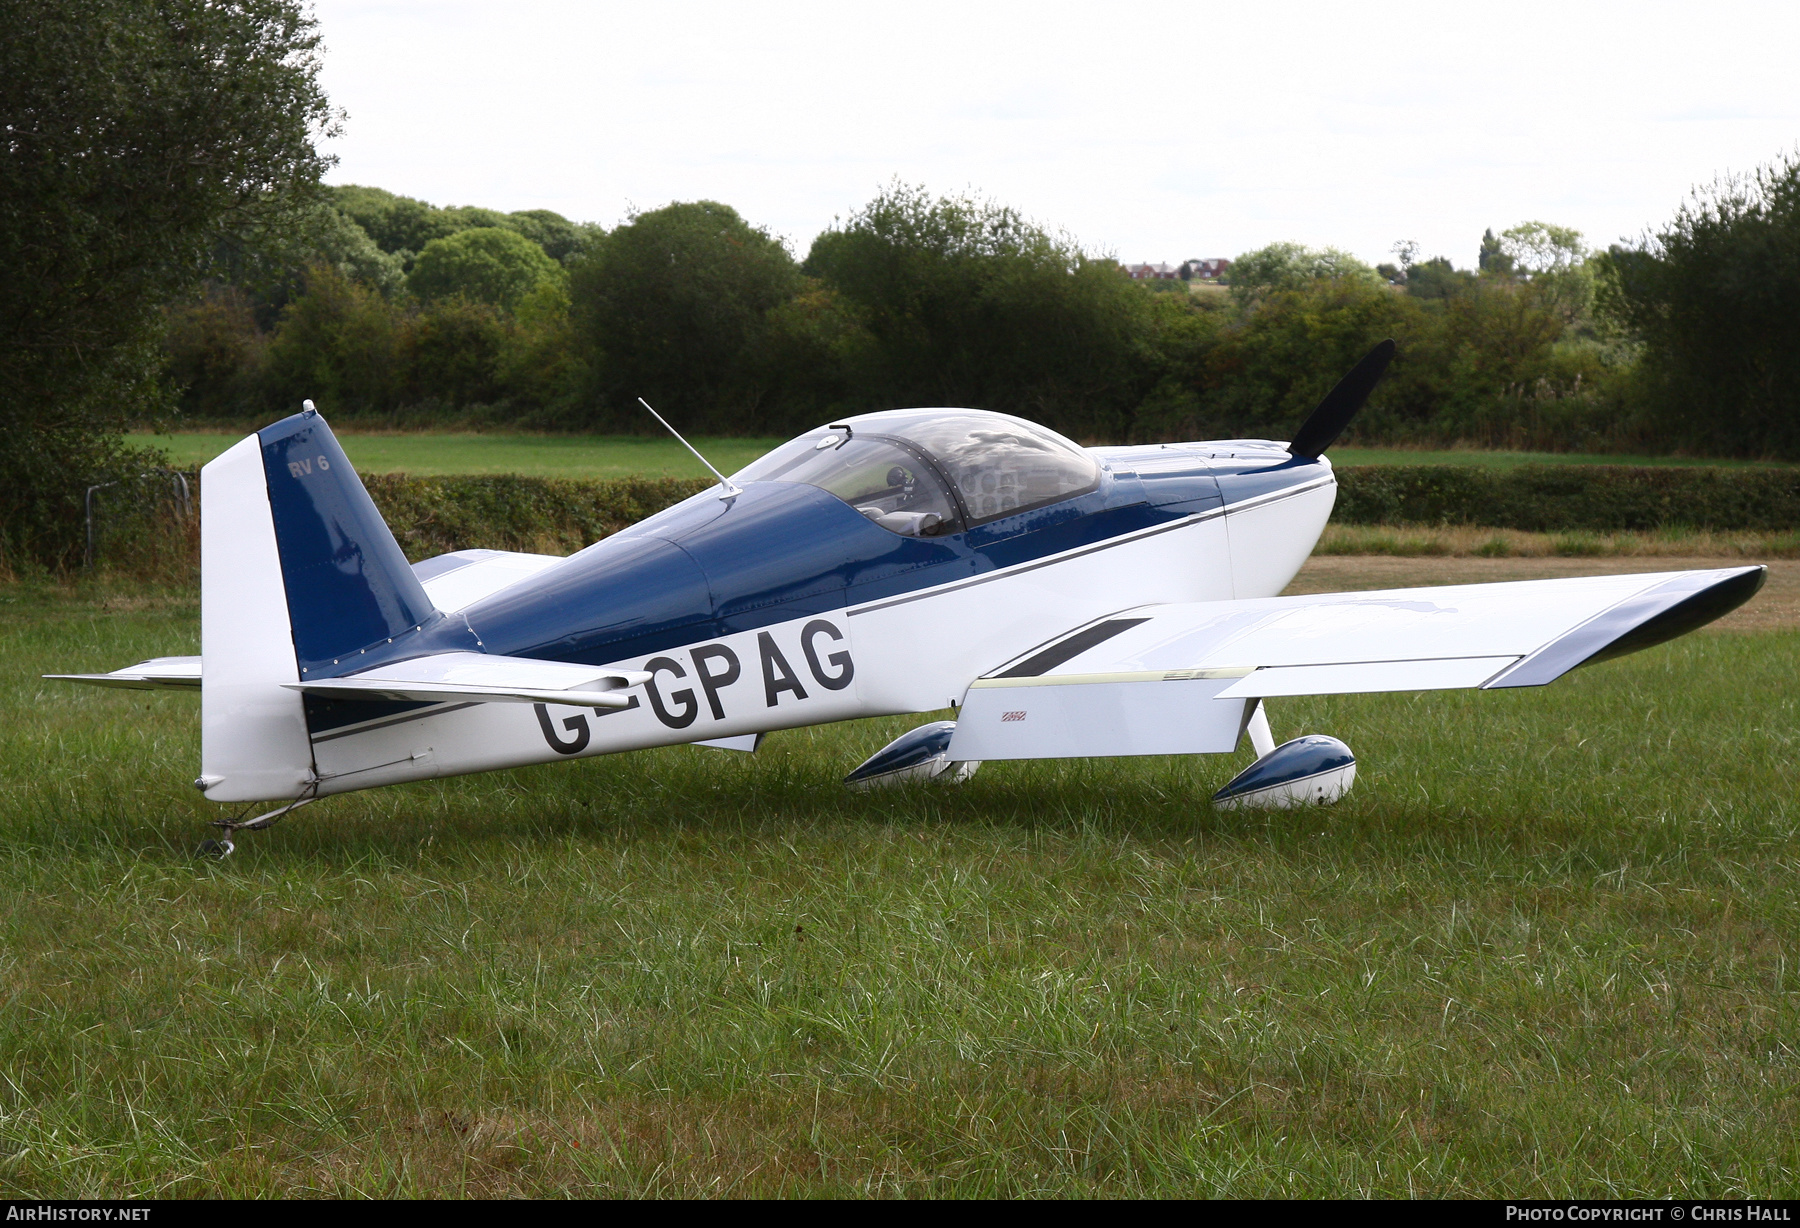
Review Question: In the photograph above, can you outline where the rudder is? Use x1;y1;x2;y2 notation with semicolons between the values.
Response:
258;410;437;674
199;408;439;802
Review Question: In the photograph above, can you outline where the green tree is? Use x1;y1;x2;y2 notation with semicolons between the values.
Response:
745;281;875;432
1479;228;1514;275
570;201;804;431
407;228;562;310
803;183;1157;438
206;200;405;316
495;278;584;418
406;297;507;407
1202;278;1419;440
1501;221;1593;324
1601;152;1800;457
1228;242;1384;297
260;266;408;416
0;0;336;566
163;285;269;419
330;186;594;269
329;186;462;266
1403;256;1474;301
504;210;594;264
1501;221;1587;277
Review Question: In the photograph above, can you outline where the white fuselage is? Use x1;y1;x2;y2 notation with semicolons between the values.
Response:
305;456;1337;796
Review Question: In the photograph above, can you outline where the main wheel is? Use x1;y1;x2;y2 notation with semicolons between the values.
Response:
194;838;235;860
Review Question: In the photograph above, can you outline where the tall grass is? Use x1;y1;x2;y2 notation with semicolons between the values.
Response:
1315;524;1800;558
2;585;1797;1195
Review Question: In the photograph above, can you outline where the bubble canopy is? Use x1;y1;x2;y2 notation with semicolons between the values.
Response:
733;409;1101;534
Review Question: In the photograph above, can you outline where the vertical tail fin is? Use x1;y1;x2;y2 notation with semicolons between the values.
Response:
200;408;437;802
257;409;436;672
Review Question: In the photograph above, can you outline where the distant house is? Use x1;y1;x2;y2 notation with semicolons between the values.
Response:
1181;257;1231;282
1126;262;1180;280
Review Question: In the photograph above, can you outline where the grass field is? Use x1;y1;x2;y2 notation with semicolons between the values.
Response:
4;575;1798;1196
126;432;1794;478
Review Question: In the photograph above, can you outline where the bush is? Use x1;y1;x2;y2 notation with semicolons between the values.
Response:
259;266;408;416
102;463;1800;585
363;475;711;559
1334;464;1800;531
405;297;507;407
407;227;562;310
104;472;713;579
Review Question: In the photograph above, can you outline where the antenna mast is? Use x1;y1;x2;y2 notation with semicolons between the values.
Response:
637;397;743;500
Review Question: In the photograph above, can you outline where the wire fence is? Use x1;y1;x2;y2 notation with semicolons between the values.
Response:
82;469;198;579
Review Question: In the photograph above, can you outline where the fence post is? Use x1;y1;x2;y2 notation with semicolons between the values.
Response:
84;469;190;570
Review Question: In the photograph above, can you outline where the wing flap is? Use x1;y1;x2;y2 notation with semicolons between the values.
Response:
952;676;1249;761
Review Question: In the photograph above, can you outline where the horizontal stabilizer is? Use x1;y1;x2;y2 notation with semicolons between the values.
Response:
950;567;1763;761
46;656;202;690
413;549;566;612
281;651;650;710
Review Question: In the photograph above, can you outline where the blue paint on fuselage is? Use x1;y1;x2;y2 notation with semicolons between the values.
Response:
457;482;971;665
1207;451;1330;505
306;437;1326;684
450;456;1232;669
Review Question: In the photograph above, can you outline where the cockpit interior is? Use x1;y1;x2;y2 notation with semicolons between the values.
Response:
733;409;1100;537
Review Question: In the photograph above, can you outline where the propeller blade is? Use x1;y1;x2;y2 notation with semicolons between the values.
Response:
1286;339;1397;460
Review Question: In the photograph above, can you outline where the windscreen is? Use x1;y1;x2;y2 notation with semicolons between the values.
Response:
889;413;1100;524
733;436;958;537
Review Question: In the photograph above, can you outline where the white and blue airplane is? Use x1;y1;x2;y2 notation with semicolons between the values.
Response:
52;342;1763;852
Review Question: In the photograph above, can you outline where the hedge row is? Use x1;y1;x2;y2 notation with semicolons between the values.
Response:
358;466;1800;561
1332;465;1800;532
362;474;713;561
100;465;1797;578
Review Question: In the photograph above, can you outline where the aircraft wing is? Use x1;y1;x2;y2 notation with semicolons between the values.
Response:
283;651;651;709
45;656;202;690
948;567;1764;761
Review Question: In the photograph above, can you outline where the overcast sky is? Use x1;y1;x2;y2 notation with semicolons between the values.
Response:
314;0;1799;268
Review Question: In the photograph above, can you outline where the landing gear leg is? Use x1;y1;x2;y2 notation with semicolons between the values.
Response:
1243;700;1275;758
197;786;318;859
